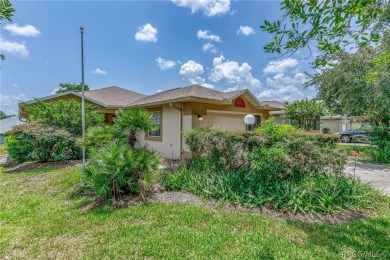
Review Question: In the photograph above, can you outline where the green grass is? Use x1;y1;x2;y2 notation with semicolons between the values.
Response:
1;165;390;259
0;144;7;156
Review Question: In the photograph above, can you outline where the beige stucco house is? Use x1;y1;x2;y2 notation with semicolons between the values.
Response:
20;85;280;159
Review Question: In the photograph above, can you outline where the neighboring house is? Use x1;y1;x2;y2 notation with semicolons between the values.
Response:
263;101;287;123
320;115;361;133
263;101;362;133
0;116;25;144
20;85;281;159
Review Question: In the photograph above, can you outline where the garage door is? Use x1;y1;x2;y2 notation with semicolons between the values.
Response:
205;114;246;131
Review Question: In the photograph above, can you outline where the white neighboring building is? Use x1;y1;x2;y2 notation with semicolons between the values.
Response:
0;116;25;144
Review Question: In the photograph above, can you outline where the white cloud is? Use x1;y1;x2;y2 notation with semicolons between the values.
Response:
201;83;215;89
237;26;255;36
157;89;163;93
197;30;221;42
172;0;231;17
257;71;308;102
263;58;300;75
0;93;28;115
179;60;205;85
209;55;262;92
91;68;107;75
156;57;176;70
4;23;41;37
12;83;19;89
202;43;218;53
0;38;29;57
135;23;158;42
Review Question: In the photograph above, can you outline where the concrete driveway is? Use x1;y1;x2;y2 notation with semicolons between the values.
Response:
345;162;390;196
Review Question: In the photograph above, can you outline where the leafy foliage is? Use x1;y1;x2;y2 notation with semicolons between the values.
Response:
114;106;156;147
162;126;367;214
83;142;160;200
307;43;390;127
5;123;81;163
283;100;326;130
82;125;125;150
55;82;90;94
261;0;386;66
0;110;12;120
24;99;104;136
185;129;266;171
0;0;15;60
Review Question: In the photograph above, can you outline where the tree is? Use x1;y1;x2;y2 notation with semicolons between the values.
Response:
261;0;386;67
55;83;90;94
0;0;15;60
114;106;156;147
306;33;390;128
0;110;12;120
284;100;326;130
24;99;104;135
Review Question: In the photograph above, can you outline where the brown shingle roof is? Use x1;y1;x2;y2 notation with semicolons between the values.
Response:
85;86;146;107
261;100;285;109
128;85;245;106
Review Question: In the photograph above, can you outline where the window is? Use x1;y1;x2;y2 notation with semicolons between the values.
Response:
148;111;161;137
234;97;245;108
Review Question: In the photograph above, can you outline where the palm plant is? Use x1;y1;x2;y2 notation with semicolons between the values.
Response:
114;106;156;147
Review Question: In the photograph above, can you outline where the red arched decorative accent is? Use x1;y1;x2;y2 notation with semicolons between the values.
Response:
234;97;245;108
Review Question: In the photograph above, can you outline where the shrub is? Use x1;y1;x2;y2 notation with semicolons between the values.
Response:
161;127;380;214
114;106;156;147
185;129;265;171
82;125;125;150
370;128;390;164
5;123;81;163
83;142;160;200
23;99;104;136
255;117;296;137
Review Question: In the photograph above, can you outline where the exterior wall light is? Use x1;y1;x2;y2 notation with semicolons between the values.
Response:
198;115;204;121
244;114;255;131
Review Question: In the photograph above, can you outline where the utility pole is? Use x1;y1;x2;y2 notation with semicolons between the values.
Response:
80;26;86;167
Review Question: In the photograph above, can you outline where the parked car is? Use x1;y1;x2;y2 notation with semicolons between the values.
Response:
338;126;373;143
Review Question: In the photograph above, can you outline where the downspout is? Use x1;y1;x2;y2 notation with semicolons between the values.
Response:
170;102;183;159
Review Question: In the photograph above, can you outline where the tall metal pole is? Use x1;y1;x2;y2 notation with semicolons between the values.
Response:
80;27;86;167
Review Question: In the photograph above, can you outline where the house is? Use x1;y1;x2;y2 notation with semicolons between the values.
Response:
320;115;361;133
20;85;281;159
263;101;362;133
0;115;25;144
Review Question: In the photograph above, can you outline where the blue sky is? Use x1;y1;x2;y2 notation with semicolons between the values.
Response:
1;0;317;115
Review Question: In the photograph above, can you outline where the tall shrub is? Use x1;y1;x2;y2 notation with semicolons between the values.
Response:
24;99;104;136
5;123;81;163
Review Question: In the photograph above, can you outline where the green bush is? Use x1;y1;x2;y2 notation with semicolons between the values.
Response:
185;129;265;171
162;127;380;214
83;142;160;200
24;99;104;136
82;125;125;150
370;128;390;164
255;117;296;137
5;123;81;163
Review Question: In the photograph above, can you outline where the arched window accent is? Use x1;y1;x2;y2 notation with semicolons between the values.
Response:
234;97;245;108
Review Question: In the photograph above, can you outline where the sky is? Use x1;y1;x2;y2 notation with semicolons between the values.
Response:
0;0;317;115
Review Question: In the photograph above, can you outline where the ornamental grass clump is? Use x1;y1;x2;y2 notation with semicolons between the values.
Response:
83;141;160;201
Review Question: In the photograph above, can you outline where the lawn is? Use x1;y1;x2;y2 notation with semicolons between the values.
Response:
1;165;389;259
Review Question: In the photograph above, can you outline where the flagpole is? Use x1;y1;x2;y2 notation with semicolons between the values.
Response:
80;26;86;167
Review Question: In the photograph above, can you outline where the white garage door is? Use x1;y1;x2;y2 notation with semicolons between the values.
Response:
205;114;246;131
